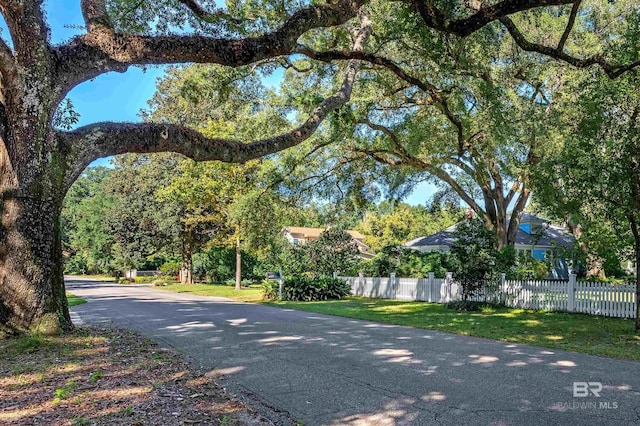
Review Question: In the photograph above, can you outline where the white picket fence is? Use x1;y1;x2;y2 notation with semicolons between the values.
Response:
341;273;637;319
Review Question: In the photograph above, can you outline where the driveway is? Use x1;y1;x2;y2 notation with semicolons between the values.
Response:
67;277;640;425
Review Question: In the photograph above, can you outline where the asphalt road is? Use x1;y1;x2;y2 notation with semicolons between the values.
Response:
67;277;640;426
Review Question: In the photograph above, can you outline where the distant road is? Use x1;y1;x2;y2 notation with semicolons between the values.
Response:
68;277;640;425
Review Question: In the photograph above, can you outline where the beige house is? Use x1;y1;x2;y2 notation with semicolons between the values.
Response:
282;226;373;259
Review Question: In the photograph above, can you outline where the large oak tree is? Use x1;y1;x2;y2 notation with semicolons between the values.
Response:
2;0;640;334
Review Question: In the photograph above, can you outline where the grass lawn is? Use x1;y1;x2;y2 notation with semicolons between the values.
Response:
266;297;640;361
66;293;86;307
66;274;115;282
158;283;264;303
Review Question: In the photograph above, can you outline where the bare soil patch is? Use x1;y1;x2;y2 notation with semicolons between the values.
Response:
0;326;273;425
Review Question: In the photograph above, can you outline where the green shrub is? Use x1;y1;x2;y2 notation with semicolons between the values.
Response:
278;245;310;277
359;246;454;278
450;217;503;300
509;252;551;280
280;276;351;301
64;254;88;275
193;247;260;282
152;278;168;286
306;229;360;276
160;262;181;277
133;276;159;284
261;279;280;300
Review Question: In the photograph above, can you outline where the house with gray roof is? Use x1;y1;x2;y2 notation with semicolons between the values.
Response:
404;212;576;278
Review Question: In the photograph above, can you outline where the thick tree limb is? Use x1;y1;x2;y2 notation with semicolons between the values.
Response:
0;37;17;86
448;157;478;182
506;186;531;240
349;122;487;217
60;11;373;190
359;118;414;160
297;46;468;152
557;0;580;52
505;179;522;205
0;0;50;66
55;0;366;91
80;0;112;30
177;0;244;24
412;0;574;37
356;144;487;217
500;16;640;78
296;46;445;95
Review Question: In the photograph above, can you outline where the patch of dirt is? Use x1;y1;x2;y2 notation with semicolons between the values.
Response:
0;326;274;425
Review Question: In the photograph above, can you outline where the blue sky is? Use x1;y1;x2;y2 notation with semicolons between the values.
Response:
0;2;435;204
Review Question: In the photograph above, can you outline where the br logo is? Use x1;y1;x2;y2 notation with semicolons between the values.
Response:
573;382;603;397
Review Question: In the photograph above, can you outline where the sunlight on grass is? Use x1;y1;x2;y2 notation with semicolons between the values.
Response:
66;293;86;307
266;297;640;361
67;274;114;282
158;284;263;303
544;335;564;341
520;319;543;326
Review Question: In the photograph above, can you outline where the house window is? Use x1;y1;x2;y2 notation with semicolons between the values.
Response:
519;223;531;234
531;249;546;261
293;238;300;246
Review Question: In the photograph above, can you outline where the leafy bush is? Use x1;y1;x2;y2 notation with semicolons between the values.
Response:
359;246;454;278
359;251;395;277
278;229;360;277
280;276;351;301
450;217;500;300
133;275;161;284
223;278;255;286
261;279;280;300
279;245;311;277
64;253;88;275
193;246;260;283
510;252;550;280
159;261;181;277
307;229;360;276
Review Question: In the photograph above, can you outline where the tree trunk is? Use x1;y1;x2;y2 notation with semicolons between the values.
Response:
235;229;242;291
636;245;640;330
0;194;70;335
180;230;193;285
586;255;606;280
566;219;605;278
629;216;640;330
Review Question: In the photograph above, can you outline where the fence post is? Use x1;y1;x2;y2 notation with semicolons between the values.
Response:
567;273;576;312
390;272;396;299
445;272;453;303
499;273;506;304
428;272;435;302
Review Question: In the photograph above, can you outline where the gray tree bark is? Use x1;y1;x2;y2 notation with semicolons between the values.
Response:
235;229;242;291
